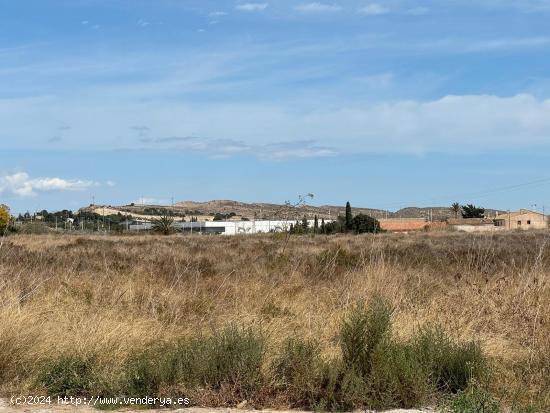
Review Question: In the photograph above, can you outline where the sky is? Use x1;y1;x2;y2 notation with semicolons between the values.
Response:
1;0;550;213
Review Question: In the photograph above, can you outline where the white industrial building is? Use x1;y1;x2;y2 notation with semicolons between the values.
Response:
129;219;329;235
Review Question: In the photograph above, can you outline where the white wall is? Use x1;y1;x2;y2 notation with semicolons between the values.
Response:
452;225;505;233
205;219;322;235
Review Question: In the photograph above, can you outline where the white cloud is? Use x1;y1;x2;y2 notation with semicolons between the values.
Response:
0;172;98;197
295;2;343;12
5;93;550;156
235;3;268;11
260;141;337;160
358;3;390;15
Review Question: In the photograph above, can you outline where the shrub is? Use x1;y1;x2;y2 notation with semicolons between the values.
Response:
38;354;97;396
152;215;175;235
121;326;265;402
367;341;430;409
122;349;164;397
352;214;381;234
312;360;354;412
197;326;265;396
272;337;323;407
0;204;9;233
340;297;392;378
339;298;431;409
448;383;500;413
412;327;488;393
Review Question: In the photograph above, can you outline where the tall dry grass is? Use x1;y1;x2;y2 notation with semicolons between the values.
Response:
0;231;549;410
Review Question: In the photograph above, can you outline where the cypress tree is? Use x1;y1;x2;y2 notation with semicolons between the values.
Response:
321;218;325;234
345;201;353;232
314;215;319;233
302;215;309;232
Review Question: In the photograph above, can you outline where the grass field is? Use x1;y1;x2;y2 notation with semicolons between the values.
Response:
0;231;549;411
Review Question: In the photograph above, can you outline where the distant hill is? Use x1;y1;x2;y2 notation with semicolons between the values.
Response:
82;200;505;221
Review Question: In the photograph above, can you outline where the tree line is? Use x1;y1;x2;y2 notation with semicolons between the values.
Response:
290;202;381;235
450;203;486;219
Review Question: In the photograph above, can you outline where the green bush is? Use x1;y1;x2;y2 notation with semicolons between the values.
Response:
367;341;430;409
412;327;488;393
197;326;265;395
272;337;323;407
448;384;500;413
38;354;97;396
121;326;265;401
340;297;392;378
36;308;488;411
122;349;164;397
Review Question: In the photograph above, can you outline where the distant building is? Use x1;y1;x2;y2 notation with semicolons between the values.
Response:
126;219;333;235
447;218;501;233
494;209;548;230
378;218;428;233
175;220;325;235
446;209;548;232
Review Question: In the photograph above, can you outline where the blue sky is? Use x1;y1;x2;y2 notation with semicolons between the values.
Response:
1;0;550;213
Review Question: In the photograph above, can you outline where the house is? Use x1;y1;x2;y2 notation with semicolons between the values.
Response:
447;218;503;233
494;209;548;230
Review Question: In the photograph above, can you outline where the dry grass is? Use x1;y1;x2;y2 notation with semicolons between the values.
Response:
0;231;549;410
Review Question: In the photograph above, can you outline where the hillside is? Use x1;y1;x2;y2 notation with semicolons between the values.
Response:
82;200;505;221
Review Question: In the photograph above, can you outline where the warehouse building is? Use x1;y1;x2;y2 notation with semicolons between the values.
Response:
128;219;329;235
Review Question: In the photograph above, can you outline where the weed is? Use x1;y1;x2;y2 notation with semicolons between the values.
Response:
340;296;392;378
413;327;488;393
38;354;97;397
271;337;323;407
447;383;500;413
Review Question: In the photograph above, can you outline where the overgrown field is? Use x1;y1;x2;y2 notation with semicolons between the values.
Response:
0;232;549;411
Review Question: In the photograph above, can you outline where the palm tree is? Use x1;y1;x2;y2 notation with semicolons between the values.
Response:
450;202;461;219
152;214;175;235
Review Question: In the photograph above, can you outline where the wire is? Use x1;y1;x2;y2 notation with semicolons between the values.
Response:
380;177;550;210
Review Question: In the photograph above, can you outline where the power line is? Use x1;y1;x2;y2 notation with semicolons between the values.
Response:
380;177;550;210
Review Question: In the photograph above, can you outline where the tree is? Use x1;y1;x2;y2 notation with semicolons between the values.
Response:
293;220;301;234
313;215;319;234
461;204;485;219
301;216;309;232
152;214;175;235
0;204;10;233
450;202;461;219
345;201;353;232
352;214;381;234
320;218;325;234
